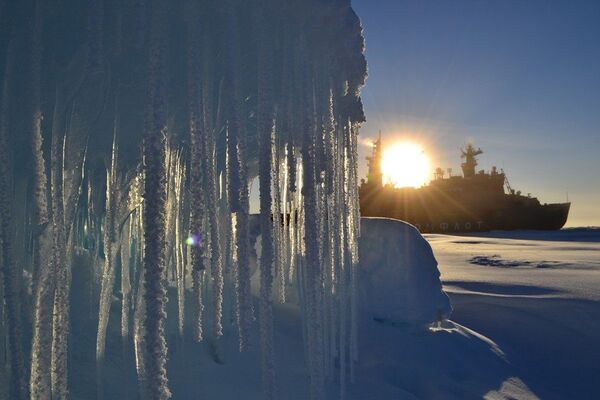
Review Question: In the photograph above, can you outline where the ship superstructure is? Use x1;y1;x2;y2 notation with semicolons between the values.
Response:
359;139;570;232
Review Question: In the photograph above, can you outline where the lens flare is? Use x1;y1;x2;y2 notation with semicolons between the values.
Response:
186;234;201;247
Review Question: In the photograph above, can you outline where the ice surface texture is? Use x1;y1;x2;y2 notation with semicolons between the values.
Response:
0;1;367;399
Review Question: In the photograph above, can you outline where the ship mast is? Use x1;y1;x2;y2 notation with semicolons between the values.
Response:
461;144;483;178
366;131;383;187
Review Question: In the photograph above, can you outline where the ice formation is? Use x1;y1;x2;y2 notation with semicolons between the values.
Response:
358;218;452;325
0;0;366;399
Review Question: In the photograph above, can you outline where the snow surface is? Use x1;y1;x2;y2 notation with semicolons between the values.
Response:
429;228;600;399
62;217;556;399
358;218;451;325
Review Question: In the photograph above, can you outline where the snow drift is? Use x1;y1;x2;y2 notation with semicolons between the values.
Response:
358;217;452;326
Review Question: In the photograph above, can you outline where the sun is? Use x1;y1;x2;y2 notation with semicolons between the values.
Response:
381;142;431;188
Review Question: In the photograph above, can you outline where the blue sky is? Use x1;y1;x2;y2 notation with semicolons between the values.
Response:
352;0;600;227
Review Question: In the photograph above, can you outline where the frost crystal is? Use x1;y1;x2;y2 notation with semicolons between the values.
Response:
0;1;366;399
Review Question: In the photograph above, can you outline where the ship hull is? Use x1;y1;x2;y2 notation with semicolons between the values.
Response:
359;187;570;233
495;202;571;231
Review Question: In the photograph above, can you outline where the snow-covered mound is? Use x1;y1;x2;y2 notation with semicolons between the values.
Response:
350;218;537;399
359;218;451;326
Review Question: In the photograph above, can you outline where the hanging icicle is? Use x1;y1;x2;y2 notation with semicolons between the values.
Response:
256;1;279;398
203;35;224;343
234;122;253;352
96;128;119;375
2;1;368;399
142;0;171;398
121;213;132;341
187;0;206;344
50;97;69;400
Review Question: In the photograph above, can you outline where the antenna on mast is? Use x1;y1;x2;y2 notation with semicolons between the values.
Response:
366;130;383;188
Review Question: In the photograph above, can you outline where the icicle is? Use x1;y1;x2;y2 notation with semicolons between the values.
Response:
219;151;234;335
176;156;186;337
187;0;206;343
31;0;48;229
133;205;147;386
301;79;325;400
257;3;277;394
287;146;299;284
272;128;285;304
121;214;132;340
203;42;224;342
0;2;370;399
348;122;361;382
96;129;119;371
50;89;69;400
30;226;54;400
221;2;254;352
164;148;187;337
142;0;171;397
339;224;348;400
28;3;54;395
280;145;291;297
234;134;252;352
323;88;338;381
134;267;147;391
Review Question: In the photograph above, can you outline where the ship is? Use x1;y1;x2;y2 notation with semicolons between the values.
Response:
359;136;570;233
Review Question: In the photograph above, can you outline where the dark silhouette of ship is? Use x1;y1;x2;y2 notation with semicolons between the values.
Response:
359;135;570;232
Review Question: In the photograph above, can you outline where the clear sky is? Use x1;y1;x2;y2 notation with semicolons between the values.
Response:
352;0;600;227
